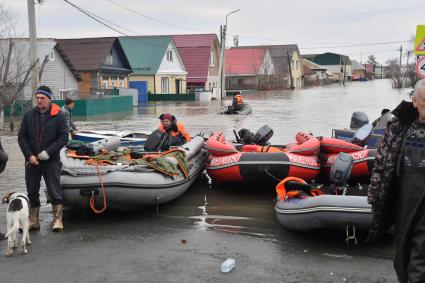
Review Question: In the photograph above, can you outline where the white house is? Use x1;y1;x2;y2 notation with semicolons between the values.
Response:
0;38;80;100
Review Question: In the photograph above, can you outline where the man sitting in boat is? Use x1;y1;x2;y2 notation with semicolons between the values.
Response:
158;113;190;146
232;93;244;111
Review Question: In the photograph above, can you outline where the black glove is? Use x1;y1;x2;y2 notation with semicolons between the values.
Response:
166;123;178;133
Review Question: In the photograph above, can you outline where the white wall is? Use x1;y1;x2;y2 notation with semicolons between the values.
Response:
157;42;187;75
29;48;79;99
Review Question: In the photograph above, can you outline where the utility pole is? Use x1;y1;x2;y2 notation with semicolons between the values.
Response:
27;0;39;105
218;9;240;100
218;25;225;100
286;51;294;89
399;45;403;75
381;63;383;79
402;50;411;87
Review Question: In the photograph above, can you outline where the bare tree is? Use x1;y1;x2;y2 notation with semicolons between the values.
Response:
0;4;40;130
386;58;403;88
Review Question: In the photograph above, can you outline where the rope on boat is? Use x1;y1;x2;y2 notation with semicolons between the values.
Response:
89;165;107;214
264;168;281;182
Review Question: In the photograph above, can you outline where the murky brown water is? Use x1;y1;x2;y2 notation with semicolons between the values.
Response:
0;79;408;258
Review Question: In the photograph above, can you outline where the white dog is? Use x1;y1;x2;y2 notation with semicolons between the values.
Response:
2;192;31;256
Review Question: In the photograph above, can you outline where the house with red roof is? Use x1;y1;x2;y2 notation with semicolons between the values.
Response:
172;34;220;93
224;47;275;90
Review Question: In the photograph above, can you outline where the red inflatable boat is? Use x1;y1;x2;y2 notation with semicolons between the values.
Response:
320;148;377;178
206;130;376;184
206;132;321;183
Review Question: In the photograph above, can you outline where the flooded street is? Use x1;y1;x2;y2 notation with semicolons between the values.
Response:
0;79;404;282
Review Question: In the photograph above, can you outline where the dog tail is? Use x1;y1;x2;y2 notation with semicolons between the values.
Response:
5;212;21;238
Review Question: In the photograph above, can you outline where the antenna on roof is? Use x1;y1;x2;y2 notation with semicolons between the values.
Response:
233;35;239;47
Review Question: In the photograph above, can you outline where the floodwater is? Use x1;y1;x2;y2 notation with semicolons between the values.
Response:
0;79;407;281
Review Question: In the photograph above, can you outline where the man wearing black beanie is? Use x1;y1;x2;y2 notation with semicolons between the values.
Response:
18;85;68;233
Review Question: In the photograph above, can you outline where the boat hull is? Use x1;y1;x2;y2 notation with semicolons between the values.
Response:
207;151;321;183
275;195;372;231
221;103;252;115
60;136;209;210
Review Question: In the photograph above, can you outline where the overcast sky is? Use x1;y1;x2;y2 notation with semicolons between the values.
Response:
3;0;424;64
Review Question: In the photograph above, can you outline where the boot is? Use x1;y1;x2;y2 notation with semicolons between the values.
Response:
52;204;64;232
28;207;40;231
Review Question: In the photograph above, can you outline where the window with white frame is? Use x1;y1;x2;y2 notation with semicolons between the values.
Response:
296;60;299;70
161;77;169;94
120;77;125;87
48;51;55;61
209;49;215;66
167;50;173;62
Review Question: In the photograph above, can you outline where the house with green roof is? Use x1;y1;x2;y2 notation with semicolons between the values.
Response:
119;36;187;100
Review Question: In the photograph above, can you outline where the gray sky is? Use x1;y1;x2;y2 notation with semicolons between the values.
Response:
3;0;424;64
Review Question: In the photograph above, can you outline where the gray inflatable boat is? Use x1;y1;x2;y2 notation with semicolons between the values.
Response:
275;194;371;231
60;136;209;210
275;152;372;232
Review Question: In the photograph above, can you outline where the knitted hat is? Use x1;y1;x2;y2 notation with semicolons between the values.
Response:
65;98;74;105
34;85;52;100
160;113;173;121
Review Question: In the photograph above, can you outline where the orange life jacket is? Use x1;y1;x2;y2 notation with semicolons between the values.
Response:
158;122;190;142
276;176;324;200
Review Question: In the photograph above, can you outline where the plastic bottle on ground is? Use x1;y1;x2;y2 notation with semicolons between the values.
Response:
220;258;235;273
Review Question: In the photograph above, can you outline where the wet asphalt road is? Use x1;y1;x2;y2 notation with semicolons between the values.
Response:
0;80;403;282
0;187;396;283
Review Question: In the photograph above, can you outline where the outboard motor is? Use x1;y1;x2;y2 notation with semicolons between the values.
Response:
351;124;373;146
144;129;169;152
329;152;353;187
237;128;256;144
350;111;369;130
254;125;274;146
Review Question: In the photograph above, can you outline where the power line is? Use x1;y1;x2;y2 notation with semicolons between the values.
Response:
300;40;412;49
62;0;182;50
63;0;128;36
79;7;139;35
62;0;412;60
232;34;412;49
104;0;215;32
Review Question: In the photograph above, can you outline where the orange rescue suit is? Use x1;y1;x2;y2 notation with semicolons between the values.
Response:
158;122;190;142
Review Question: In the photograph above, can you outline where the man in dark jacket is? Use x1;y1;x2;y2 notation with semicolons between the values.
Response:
18;85;68;233
0;138;8;240
367;79;425;282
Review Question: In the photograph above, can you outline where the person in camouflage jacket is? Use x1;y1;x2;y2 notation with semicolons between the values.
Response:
367;100;415;240
367;79;425;282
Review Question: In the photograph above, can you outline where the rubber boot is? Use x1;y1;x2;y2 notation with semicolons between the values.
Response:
52;204;64;232
28;207;40;231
